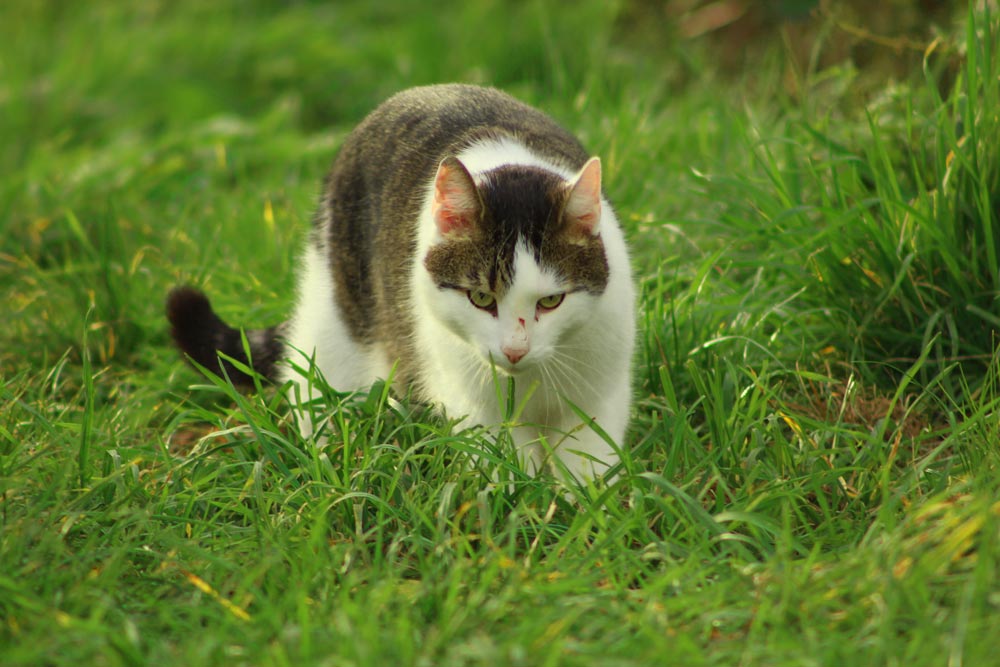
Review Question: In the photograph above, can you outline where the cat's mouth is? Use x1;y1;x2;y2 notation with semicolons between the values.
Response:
486;353;529;376
490;361;520;376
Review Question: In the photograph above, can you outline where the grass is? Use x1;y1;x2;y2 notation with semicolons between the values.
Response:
2;1;999;665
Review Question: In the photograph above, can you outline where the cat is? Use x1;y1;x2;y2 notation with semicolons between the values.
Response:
167;83;636;482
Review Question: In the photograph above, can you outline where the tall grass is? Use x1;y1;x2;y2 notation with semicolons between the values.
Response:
713;8;1000;397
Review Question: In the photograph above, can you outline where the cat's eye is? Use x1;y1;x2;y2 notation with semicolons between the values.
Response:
536;293;565;311
467;290;497;310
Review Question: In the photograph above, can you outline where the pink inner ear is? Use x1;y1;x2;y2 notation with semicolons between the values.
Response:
566;157;602;235
432;157;480;237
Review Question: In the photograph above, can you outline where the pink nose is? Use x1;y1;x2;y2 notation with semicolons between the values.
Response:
503;347;527;364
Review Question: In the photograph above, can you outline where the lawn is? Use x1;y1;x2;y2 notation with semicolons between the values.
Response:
2;2;999;665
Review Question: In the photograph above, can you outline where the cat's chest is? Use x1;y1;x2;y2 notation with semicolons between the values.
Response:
461;361;583;422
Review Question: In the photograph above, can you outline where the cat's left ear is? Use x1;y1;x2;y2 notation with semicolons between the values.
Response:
565;157;603;236
432;157;481;238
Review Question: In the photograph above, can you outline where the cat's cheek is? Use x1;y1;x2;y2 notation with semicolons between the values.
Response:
483;323;510;364
438;304;504;364
430;298;473;341
560;295;597;326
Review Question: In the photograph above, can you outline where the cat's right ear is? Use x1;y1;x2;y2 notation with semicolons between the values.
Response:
432;157;481;238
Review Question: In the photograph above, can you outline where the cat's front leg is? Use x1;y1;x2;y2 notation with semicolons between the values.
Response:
548;425;620;486
505;424;546;477
547;390;630;486
456;413;545;482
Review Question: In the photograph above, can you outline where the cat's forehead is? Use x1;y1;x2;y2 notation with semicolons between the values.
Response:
422;155;609;296
423;218;609;298
509;242;561;296
424;238;567;297
476;164;565;257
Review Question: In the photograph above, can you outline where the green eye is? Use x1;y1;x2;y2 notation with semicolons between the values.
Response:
467;290;497;310
537;293;565;311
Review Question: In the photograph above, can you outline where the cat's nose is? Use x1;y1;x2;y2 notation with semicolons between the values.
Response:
502;346;527;364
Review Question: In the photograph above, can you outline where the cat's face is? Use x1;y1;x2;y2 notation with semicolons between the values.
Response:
429;242;599;374
422;156;609;374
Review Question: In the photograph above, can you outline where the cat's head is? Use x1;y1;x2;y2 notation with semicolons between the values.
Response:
422;156;610;374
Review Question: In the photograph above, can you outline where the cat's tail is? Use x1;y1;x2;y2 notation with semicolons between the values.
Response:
166;286;284;387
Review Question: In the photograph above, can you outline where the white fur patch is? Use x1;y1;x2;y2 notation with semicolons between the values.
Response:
282;243;391;436
456;137;576;180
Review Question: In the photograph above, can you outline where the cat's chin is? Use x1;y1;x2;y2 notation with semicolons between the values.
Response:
487;362;519;377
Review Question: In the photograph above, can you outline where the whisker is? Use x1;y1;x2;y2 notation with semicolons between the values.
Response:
545;350;604;399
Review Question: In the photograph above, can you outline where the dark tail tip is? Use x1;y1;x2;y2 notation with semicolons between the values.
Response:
166;286;281;386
